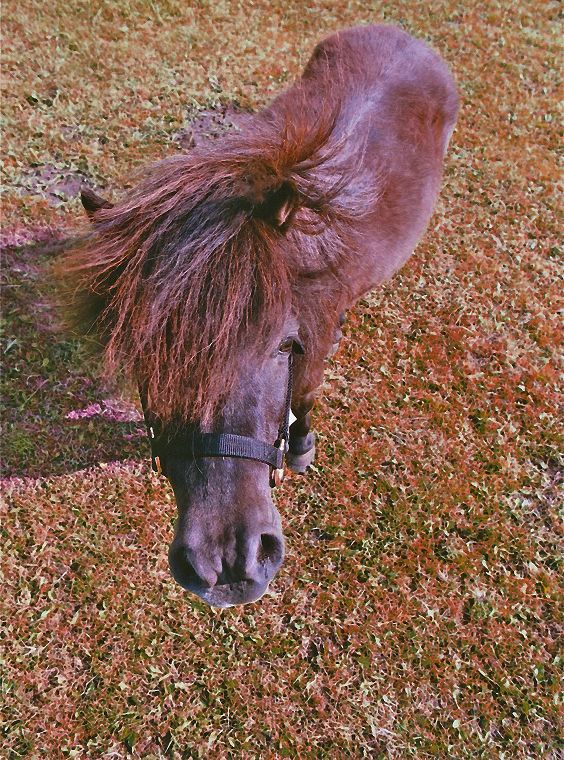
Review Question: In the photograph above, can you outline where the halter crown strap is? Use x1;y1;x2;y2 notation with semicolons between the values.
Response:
276;349;294;447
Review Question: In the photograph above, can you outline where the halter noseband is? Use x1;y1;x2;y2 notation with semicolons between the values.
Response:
140;352;294;488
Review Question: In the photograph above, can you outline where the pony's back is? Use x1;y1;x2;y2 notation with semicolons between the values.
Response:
300;24;458;152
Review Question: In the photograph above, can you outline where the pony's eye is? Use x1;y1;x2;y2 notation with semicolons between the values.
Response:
277;336;305;355
278;337;295;354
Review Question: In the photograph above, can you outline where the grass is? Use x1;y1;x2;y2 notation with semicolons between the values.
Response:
1;0;562;757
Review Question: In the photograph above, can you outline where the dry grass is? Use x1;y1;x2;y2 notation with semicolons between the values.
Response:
1;1;562;757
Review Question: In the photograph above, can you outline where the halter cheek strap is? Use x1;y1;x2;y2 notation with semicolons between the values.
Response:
140;352;294;488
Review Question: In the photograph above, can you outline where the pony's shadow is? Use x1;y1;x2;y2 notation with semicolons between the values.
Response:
2;233;149;479
2;103;252;479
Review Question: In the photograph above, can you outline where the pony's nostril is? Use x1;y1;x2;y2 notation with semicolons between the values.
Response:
258;533;284;566
169;546;218;590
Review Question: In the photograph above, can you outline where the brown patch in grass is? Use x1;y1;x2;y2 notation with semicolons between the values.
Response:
18;164;99;206
172;103;250;150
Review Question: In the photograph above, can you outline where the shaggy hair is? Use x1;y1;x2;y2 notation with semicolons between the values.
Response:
60;86;358;424
59;23;458;426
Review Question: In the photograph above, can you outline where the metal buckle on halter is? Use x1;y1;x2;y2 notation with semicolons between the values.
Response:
269;437;287;488
149;426;163;476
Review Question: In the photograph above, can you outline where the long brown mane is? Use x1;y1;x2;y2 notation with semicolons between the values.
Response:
61;89;355;424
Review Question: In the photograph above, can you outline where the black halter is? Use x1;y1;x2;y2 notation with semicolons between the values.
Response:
139;353;294;488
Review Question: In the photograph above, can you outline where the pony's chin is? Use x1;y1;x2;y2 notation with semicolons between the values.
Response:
191;580;270;608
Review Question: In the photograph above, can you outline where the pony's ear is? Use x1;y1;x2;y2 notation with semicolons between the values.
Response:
80;188;113;219
254;180;299;228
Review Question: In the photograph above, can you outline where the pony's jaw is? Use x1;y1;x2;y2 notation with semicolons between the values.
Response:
199;581;269;608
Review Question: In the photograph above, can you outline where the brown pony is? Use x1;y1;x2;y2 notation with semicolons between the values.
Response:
61;25;458;607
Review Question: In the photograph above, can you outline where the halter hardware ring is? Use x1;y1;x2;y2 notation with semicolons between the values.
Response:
270;438;287;488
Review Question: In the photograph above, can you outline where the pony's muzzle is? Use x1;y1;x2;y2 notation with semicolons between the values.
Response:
168;530;284;607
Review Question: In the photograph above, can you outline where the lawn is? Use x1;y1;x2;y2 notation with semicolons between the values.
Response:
1;1;562;757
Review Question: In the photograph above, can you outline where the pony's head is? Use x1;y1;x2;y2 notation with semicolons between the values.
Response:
60;113;346;607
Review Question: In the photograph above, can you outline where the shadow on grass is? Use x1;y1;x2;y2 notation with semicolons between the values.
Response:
1;231;148;479
1;103;248;478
